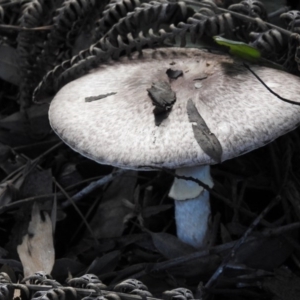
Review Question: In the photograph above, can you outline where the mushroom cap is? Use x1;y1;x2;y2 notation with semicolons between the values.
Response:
49;47;300;169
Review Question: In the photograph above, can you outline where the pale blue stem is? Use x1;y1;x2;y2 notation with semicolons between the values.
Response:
174;190;210;248
169;165;213;249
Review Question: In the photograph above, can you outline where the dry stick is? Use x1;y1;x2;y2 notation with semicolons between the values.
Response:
12;139;59;151
69;197;100;245
204;196;281;292
0;170;127;214
0;193;56;215
64;175;105;190
53;178;100;247
61;168;128;208
262;221;300;236
120;220;300;280
0;141;64;213
0;24;53;31
268;6;290;19
243;63;300;106
1;141;64;183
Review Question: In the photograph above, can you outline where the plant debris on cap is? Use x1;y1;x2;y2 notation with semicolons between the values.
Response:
147;81;176;126
49;48;300;170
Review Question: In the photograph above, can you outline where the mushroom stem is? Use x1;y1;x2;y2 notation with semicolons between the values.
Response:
168;165;213;249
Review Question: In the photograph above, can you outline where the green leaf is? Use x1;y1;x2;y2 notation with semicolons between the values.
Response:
213;36;261;61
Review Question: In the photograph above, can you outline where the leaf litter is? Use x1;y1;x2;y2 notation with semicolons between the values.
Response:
0;0;299;300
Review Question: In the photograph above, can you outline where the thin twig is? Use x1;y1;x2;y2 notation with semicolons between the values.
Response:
268;6;291;19
0;193;57;215
262;221;300;236
61;168;129;208
0;170;128;214
53;178;99;246
204;196;281;291
129;218;300;280
1;141;64;183
244;63;300;106
0;24;53;31
12;139;59;151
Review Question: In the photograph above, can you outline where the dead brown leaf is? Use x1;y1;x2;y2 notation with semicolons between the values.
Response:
17;203;55;278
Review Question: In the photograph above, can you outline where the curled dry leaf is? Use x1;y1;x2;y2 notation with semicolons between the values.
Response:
88;171;137;239
17;203;55;278
150;232;196;259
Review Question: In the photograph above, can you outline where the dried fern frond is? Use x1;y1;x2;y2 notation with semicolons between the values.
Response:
94;0;144;40
33;1;300;104
37;0;107;72
17;0;56;108
33;1;194;100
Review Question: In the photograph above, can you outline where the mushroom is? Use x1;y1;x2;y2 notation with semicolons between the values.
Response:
49;47;300;248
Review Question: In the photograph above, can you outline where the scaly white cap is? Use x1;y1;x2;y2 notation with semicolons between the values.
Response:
49;47;300;169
